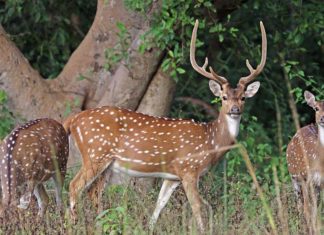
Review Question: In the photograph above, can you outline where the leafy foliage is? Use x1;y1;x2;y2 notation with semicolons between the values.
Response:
96;206;129;234
104;22;131;71
0;90;15;139
0;0;96;78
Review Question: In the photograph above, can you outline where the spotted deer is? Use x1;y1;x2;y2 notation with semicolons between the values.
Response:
0;118;69;216
64;20;266;232
287;91;324;214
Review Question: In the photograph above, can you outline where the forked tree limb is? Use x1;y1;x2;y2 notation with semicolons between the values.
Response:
0;0;164;122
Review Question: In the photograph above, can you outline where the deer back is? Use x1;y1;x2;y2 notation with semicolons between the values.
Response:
287;124;323;178
67;106;233;178
0;118;69;206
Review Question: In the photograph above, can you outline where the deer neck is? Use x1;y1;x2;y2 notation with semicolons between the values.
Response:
225;114;241;138
318;124;324;151
208;110;240;149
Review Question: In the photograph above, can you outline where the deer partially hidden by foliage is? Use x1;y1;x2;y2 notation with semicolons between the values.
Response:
287;91;324;231
64;20;267;233
0;118;69;216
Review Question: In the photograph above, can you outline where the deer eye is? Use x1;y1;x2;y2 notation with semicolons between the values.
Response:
222;96;228;101
241;97;246;101
315;107;319;111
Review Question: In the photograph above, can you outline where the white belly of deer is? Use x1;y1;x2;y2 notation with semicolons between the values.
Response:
112;162;180;180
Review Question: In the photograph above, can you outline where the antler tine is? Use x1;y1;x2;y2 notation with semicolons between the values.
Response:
202;57;208;70
245;59;254;73
239;21;267;86
209;67;228;85
190;20;228;85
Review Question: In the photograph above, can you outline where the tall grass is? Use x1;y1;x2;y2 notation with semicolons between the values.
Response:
0;155;318;235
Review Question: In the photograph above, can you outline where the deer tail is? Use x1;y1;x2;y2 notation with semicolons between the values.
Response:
63;114;77;135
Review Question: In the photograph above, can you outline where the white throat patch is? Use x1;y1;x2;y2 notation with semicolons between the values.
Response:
225;115;241;138
319;125;324;146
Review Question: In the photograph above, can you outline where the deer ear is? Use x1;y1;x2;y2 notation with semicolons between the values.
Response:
209;81;222;97
245;81;260;98
304;90;316;108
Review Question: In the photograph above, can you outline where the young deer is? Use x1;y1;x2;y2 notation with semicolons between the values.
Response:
0;118;69;216
287;91;324;215
65;20;266;232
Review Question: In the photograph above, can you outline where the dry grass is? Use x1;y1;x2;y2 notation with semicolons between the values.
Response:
0;168;319;235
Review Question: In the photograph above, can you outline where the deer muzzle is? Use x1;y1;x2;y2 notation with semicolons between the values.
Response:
228;105;241;119
319;116;324;127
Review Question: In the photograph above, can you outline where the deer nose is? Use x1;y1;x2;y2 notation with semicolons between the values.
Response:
230;105;240;114
320;116;324;123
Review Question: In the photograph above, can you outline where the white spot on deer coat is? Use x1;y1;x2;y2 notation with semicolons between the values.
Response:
76;127;83;143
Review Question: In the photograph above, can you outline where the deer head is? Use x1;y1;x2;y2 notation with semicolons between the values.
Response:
305;91;324;145
305;91;324;127
190;20;267;137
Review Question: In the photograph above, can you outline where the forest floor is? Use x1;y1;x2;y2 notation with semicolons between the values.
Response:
0;167;321;235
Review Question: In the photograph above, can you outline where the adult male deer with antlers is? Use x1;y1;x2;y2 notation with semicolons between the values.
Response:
0;118;69;216
64;20;266;232
287;91;324;229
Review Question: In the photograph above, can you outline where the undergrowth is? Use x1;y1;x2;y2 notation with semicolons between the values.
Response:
0;164;316;235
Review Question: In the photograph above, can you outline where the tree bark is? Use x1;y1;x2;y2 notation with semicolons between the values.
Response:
0;0;178;197
0;0;165;123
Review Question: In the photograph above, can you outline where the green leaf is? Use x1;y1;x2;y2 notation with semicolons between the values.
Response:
176;68;186;74
297;70;305;77
219;34;224;42
284;65;291;74
168;50;174;58
116;21;126;33
287;60;299;65
0;90;7;104
77;74;86;81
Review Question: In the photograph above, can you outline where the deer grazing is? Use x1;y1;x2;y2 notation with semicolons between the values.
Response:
64;20;266;232
0;118;69;216
286;91;324;225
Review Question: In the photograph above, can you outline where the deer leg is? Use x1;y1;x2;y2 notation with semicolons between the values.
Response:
69;161;113;219
52;172;65;210
300;180;314;233
34;183;49;217
87;167;112;213
149;179;180;230
17;193;32;210
182;176;206;234
292;177;303;214
309;184;320;235
17;181;35;210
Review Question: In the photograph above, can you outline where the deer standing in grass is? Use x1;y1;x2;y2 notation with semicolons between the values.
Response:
287;91;324;232
0;118;69;216
64;20;267;232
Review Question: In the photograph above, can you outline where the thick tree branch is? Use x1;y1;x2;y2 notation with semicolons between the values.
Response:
0;25;67;121
0;0;164;122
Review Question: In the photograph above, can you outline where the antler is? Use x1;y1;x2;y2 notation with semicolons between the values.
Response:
190;20;228;85
239;21;267;86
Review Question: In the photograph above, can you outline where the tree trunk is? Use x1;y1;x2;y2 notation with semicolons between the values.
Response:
0;0;168;123
0;0;176;192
